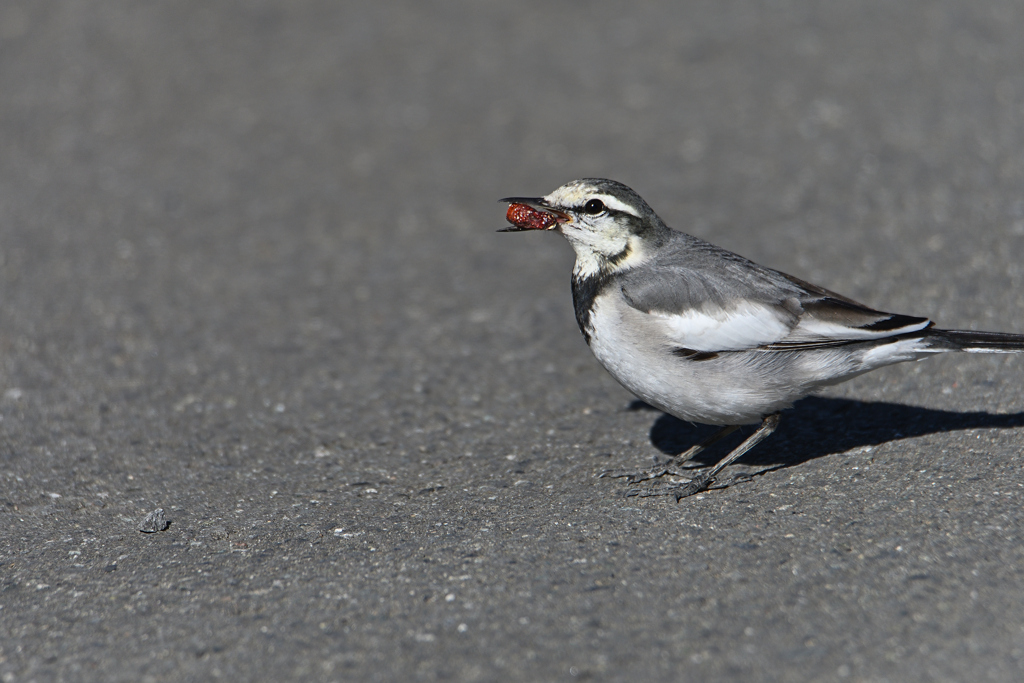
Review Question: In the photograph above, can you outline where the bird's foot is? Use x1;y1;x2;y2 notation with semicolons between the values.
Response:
630;475;712;501
625;474;713;500
625;472;755;501
598;462;696;485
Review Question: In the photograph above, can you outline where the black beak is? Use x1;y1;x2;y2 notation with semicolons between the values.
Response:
499;196;550;210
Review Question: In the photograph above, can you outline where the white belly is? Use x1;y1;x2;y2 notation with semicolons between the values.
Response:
585;293;910;425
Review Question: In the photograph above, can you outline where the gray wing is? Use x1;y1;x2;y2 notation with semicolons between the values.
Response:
618;233;932;353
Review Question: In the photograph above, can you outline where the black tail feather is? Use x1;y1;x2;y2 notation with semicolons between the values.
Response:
926;328;1024;352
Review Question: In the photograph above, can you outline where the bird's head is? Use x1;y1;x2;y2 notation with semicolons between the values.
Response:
500;178;669;278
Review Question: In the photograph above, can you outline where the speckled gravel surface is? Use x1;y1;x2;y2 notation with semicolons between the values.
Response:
3;1;1024;681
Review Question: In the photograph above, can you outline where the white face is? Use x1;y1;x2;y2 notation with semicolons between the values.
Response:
543;180;648;278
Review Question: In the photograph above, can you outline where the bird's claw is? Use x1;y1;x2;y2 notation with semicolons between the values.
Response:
624;474;716;501
669;475;712;499
598;464;695;484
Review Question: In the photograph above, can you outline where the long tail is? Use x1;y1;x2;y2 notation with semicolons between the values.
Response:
924;328;1024;353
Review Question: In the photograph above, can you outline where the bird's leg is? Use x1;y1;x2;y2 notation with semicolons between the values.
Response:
631;413;782;500
598;424;740;484
672;424;741;468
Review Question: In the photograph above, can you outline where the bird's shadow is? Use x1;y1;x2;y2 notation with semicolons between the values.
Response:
629;396;1024;470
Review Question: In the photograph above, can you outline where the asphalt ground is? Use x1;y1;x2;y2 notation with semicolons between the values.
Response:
3;1;1024;681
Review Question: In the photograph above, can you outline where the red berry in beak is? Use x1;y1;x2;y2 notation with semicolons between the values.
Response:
506;203;557;231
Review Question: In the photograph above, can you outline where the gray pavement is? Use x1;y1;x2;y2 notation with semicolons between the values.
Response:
3;1;1024;681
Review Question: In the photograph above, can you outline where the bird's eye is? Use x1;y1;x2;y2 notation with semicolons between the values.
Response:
583;199;605;215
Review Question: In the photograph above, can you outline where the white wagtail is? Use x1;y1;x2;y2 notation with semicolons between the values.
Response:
500;178;1024;499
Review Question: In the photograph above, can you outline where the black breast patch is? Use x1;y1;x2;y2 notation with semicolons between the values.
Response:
571;272;614;345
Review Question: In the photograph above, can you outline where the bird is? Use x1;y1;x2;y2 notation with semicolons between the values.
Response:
499;178;1024;500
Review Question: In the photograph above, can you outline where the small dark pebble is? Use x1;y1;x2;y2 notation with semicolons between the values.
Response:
138;508;170;533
